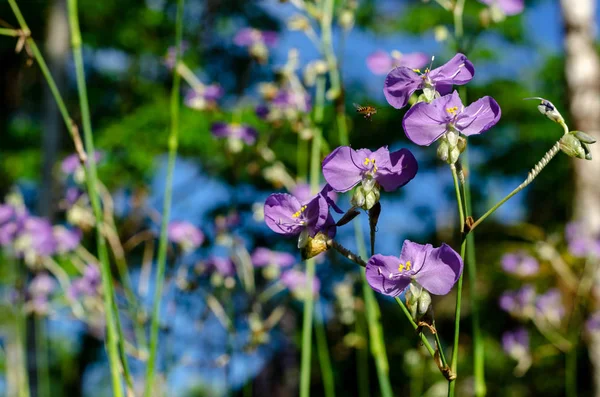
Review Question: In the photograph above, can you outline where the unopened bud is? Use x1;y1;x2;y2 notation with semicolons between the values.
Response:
364;189;380;211
573;130;597;144
560;131;596;160
288;14;310;31
448;147;460;164
524;97;564;124
437;140;450;162
351;188;366;208
339;9;355;31
446;130;459;147
405;283;431;322
457;136;467;152
301;232;330;260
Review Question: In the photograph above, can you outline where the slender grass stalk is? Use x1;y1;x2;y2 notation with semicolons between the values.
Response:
0;28;19;37
315;300;336;397
448;166;466;397
35;316;51;397
394;298;436;357
13;260;30;397
65;1;125;395
145;0;185;394
355;313;370;397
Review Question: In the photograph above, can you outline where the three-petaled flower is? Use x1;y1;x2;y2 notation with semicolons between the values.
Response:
384;53;475;109
264;191;329;241
366;240;463;297
211;122;258;152
403;90;501;146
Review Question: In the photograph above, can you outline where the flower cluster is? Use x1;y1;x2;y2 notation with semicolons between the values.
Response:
234;28;278;64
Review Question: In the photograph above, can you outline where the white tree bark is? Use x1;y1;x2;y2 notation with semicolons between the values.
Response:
560;0;600;394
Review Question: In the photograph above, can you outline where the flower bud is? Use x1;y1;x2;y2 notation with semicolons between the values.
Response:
405;282;432;322
525;97;564;124
446;130;459;147
364;189;380;211
350;187;366;208
560;131;596;160
437;140;449;162
573;130;597;144
338;9;355;31
423;86;436;103
457;136;467;153
448;147;460;164
301;232;330;260
287;14;310;31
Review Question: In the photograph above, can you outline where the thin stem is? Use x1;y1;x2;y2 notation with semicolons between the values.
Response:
326;239;367;267
394;298;436;357
0;27;19;37
13;261;30;397
468;141;562;233
315;300;336;397
433;323;449;369
356;313;370;397
145;0;185;394
66;1;124;395
566;346;577;397
35;316;51;397
355;222;393;397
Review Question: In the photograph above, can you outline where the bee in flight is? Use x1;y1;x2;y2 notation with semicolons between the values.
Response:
353;103;377;121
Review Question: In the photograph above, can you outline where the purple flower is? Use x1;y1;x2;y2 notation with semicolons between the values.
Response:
168;221;204;252
501;251;539;277
29;273;56;298
14;217;57;263
205;256;236;277
478;0;524;16
53;226;82;254
565;222;600;257
535;289;564;327
264;193;329;238
69;264;102;300
586;311;600;334
211;122;258;149
367;50;429;75
0;204;21;246
403;91;501;146
322;146;418;193
366;240;463;296
251;247;296;268
164;41;189;70
502;328;529;359
184;85;224;110
384;53;475;109
499;285;536;317
281;269;320;297
61;151;103;176
234;28;278;48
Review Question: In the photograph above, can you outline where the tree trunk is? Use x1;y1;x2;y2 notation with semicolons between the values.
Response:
560;0;600;394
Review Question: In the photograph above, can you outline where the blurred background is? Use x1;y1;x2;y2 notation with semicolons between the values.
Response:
1;0;600;396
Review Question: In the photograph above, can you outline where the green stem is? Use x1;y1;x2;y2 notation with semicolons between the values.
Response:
355;222;393;397
14;261;30;397
453;0;465;49
145;0;185;394
0;28;19;36
315;300;336;397
394;298;436;358
356;313;370;397
35;316;51;397
467;140;562;233
66;1;124;395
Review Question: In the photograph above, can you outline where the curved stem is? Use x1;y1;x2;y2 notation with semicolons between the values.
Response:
145;0;185;394
66;1;124;395
395;298;436;357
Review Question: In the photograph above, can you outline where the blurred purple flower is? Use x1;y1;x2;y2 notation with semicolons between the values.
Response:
53;226;82;254
501;251;539;277
502;328;529;359
478;0;524;16
281;269;320;297
384;53;475;109
211;122;258;145
0;204;20;246
205;256;236;277
499;285;536;317
322;146;418;193
264;192;328;238
272;89;311;113
168;221;204;252
69;264;102;300
234;28;278;47
586;311;600;334
184;84;224;110
14;217;57;263
61;151;103;176
535;288;564;327
403;90;501;146
251;247;296;268
29;272;56;298
164;41;189;70
565;222;600;257
366;240;463;296
367;50;429;75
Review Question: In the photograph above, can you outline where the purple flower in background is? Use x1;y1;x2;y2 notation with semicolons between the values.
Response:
211;122;258;152
281;269;320;297
272;89;312;112
14;217;57;264
61;151;103;176
251;247;296;268
586;311;600;334
29;273;56;298
164;41;189;70
184;85;224;110
535;288;565;327
0;204;20;246
69;264;102;300
367;50;429;75
366;240;463;297
478;0;524;16
565;222;600;257
205;256;236;277
384;53;475;109
322;146;418;193
499;285;536;317
403;90;501;146
501;251;539;277
264;193;328;238
502;328;529;359
53;226;82;254
168;221;204;252
234;28;278;48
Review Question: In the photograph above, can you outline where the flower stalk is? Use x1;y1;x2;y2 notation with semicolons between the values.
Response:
145;0;186;394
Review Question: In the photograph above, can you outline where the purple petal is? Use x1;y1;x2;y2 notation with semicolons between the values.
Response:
240;126;258;145
479;0;524;15
429;53;475;92
376;148;418;192
366;254;411;297
211;122;231;138
322;146;365;192
383;67;423;109
398;240;432;273
414;243;463;295
456;96;501;136
260;31;279;47
251;247;296;268
234;28;258;46
264;194;302;235
402;97;452;146
366;50;393;75
303;194;329;236
320;184;343;214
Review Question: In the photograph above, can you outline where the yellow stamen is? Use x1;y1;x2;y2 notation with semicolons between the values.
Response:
364;158;378;173
446;106;459;115
412;68;421;73
398;261;412;272
405;261;411;271
292;205;307;218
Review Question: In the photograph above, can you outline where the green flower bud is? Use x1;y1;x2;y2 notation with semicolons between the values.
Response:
448;147;460;165
351;187;366;208
560;134;586;159
437;140;450;162
364;189;380;211
572;130;597;144
457;136;467;153
405;283;432;322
